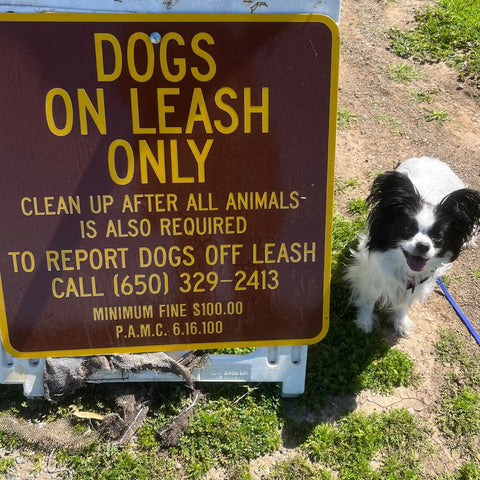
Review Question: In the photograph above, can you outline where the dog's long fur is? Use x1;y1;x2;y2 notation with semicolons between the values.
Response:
345;156;480;336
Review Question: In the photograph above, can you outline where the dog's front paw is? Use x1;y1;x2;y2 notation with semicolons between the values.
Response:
394;314;414;337
354;310;378;334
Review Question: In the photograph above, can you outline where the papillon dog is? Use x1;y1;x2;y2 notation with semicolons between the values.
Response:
345;156;480;336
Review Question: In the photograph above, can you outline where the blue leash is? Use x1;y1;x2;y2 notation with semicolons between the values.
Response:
437;277;480;346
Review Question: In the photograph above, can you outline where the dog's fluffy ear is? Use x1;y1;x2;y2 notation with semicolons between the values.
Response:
435;188;480;250
367;171;420;220
365;171;421;251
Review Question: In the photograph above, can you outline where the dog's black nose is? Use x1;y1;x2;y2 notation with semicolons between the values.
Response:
414;242;430;255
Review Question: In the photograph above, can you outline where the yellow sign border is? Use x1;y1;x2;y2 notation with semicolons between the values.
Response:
0;12;339;358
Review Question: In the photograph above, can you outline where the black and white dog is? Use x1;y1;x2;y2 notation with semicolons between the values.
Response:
346;156;480;336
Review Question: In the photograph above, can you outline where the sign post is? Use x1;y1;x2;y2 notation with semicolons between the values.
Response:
0;13;339;358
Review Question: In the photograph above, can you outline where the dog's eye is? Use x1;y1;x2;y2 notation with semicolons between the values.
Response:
431;233;443;243
404;221;417;236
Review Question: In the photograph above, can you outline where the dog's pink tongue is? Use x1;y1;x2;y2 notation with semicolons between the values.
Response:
406;253;427;272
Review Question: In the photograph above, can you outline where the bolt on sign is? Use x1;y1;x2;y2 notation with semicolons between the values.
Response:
0;13;339;357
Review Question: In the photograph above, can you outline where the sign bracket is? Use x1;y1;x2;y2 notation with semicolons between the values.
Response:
0;343;308;397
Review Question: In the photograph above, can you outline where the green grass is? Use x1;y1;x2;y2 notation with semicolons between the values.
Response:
56;384;282;480
347;198;368;216
468;267;480;280
456;461;480;479
386;63;423;82
59;444;173;480
437;386;480;438
330;210;366;270
410;88;437;104
334;177;360;194
0;456;15;474
434;329;480;458
374;112;403;136
438;461;480;480
358;348;419;394
337;108;358;130
303;409;428;479
389;0;480;87
210;347;256;355
435;329;480;388
270;454;333;479
178;392;281;478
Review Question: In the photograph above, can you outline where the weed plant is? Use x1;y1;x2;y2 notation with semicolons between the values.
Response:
269;454;333;479
337;108;358;130
386;63;423;82
178;392;281;478
410;88;436;104
334;178;360;194
374;112;403;136
468;267;480;280
437;386;480;438
358;348;418;394
303;409;428;480
0;457;15;474
426;109;450;125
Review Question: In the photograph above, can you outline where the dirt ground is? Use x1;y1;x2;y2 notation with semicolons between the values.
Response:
2;1;480;478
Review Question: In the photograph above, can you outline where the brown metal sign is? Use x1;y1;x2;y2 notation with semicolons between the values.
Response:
0;13;339;357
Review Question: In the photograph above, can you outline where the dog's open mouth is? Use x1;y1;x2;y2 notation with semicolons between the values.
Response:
403;250;427;272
